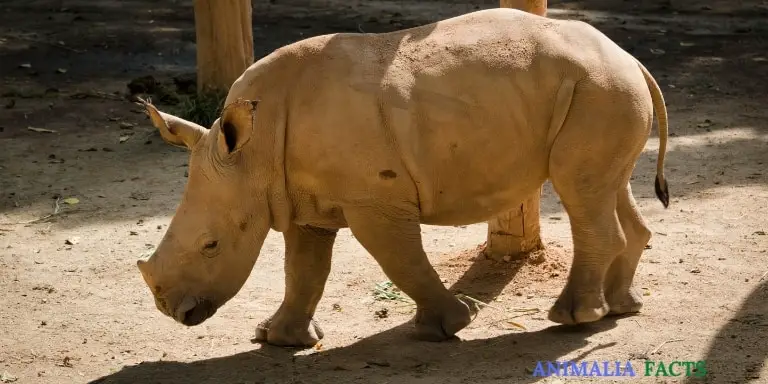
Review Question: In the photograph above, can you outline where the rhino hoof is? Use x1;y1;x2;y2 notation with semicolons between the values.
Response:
607;286;644;316
413;298;472;342
253;317;324;347
548;290;610;325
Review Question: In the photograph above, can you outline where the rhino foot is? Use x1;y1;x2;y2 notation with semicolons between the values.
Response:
548;287;610;325
413;297;473;342
606;286;644;316
253;316;324;347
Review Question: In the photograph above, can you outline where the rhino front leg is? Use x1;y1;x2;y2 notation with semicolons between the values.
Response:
344;206;473;341
253;224;336;347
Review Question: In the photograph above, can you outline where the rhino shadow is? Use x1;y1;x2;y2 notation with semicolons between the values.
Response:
686;279;768;384
88;319;618;384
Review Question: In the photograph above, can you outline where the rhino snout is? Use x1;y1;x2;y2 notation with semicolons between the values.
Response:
175;296;216;326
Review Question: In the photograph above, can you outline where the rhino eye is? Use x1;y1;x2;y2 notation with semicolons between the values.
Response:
203;240;218;250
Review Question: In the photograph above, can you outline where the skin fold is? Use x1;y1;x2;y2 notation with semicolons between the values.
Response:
136;8;669;347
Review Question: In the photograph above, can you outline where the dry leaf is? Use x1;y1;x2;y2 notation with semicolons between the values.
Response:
119;135;131;143
62;197;79;205
27;127;57;133
505;320;527;330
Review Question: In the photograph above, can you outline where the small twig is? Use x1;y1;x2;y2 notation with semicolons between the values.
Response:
455;293;504;311
357;23;366;33
0;198;61;225
5;33;85;53
759;270;768;281
646;339;684;357
246;350;275;360
70;90;124;101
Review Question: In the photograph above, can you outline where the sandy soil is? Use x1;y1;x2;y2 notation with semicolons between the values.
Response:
1;1;766;383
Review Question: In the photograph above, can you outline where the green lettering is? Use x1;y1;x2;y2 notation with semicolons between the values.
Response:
695;361;708;377
644;361;655;376
655;362;669;377
683;361;694;376
668;362;681;377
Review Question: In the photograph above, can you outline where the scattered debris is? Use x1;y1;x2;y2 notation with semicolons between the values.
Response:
373;281;412;303
650;48;665;55
70;90;123;101
754;231;766;236
55;68;67;74
27;126;57;134
332;303;342;312
119;122;136;129
366;359;390;367
0;371;17;383
129;191;150;201
64;237;80;245
690;268;701;274
18;63;32;69
56;356;73;368
374;308;389;319
62;197;79;205
119;135;131;143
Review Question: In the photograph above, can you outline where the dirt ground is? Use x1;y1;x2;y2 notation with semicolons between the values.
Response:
1;0;767;383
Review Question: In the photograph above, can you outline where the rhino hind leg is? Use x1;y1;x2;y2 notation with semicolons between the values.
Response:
253;224;336;347
604;183;651;315
344;206;473;341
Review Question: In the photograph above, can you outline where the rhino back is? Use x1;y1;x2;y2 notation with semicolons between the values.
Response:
249;9;637;227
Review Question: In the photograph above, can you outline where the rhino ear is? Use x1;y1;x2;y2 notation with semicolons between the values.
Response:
218;98;259;155
137;97;206;150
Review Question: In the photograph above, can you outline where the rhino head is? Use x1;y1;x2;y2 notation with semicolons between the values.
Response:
136;98;278;326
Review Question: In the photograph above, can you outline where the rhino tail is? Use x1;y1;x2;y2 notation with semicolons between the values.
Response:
636;60;670;208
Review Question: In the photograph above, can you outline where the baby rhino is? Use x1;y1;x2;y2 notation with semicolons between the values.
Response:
136;8;669;347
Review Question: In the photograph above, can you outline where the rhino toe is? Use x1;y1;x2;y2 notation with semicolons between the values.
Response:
253;316;324;347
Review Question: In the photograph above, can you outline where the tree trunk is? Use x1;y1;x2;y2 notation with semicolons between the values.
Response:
193;0;254;95
484;0;547;261
499;0;547;16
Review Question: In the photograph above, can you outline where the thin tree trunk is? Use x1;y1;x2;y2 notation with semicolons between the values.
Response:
485;0;547;261
193;0;254;95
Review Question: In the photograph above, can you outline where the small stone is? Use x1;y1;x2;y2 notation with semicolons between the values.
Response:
374;308;389;319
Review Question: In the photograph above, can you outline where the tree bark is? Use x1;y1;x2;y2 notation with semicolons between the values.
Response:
499;0;547;16
484;0;547;261
193;0;254;95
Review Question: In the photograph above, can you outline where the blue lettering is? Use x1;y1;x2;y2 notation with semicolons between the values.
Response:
624;361;636;376
571;361;587;376
589;361;603;376
547;361;560;376
532;361;546;377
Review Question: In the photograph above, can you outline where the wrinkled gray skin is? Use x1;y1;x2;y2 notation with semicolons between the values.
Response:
137;8;669;347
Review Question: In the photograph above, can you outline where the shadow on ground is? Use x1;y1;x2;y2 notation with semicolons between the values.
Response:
90;315;619;384
687;279;768;383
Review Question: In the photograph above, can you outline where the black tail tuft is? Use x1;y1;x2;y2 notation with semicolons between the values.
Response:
655;175;670;208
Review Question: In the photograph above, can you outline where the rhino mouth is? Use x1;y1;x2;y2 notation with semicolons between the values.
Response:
175;297;217;326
